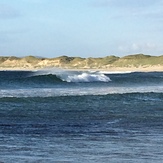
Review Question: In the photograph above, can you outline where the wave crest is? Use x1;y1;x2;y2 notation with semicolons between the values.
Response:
61;72;111;82
32;69;111;83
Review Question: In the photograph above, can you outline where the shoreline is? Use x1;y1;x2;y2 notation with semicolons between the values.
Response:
0;66;163;72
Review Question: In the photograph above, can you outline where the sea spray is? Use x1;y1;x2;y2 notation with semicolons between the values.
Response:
31;68;111;82
61;72;111;82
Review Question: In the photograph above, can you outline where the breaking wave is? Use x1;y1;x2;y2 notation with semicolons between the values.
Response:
60;72;110;82
30;69;111;83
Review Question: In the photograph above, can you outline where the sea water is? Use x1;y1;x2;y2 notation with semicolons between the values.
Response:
0;69;163;163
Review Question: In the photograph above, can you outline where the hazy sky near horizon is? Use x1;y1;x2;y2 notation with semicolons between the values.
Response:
0;0;163;58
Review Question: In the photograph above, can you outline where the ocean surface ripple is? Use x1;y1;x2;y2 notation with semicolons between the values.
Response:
0;70;163;162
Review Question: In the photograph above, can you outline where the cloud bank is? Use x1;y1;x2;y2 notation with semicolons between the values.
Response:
118;42;162;55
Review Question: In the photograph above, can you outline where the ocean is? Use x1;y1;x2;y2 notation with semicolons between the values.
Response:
0;69;163;163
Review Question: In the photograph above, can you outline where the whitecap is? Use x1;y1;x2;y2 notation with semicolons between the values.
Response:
31;68;111;83
61;72;111;82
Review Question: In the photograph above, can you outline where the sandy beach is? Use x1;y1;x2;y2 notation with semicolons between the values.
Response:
0;65;163;72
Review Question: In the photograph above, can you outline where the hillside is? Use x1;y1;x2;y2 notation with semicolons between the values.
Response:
0;54;163;71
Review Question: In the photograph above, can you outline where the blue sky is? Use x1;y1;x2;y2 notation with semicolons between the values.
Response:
0;0;163;58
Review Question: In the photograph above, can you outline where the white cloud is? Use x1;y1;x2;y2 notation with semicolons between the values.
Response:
118;42;160;55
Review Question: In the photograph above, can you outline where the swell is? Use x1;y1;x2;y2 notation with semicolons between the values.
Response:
0;71;163;86
1;92;163;135
108;72;163;85
22;71;163;84
0;71;111;87
1;92;163;101
30;70;111;83
25;74;63;83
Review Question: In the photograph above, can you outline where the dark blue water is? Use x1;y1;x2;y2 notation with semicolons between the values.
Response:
0;70;163;162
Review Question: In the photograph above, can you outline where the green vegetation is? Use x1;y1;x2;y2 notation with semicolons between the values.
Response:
122;54;151;59
22;55;42;63
0;57;8;64
113;54;163;67
0;54;162;69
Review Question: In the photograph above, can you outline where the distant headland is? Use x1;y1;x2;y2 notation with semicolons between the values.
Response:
0;54;163;72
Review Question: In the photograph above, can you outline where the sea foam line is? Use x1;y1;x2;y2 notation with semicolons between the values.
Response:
0;86;163;98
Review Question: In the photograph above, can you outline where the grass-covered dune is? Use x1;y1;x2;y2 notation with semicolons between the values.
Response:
0;54;163;70
112;54;163;67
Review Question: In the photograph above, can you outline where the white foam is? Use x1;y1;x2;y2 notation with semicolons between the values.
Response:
62;72;111;82
32;69;111;83
99;71;132;74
